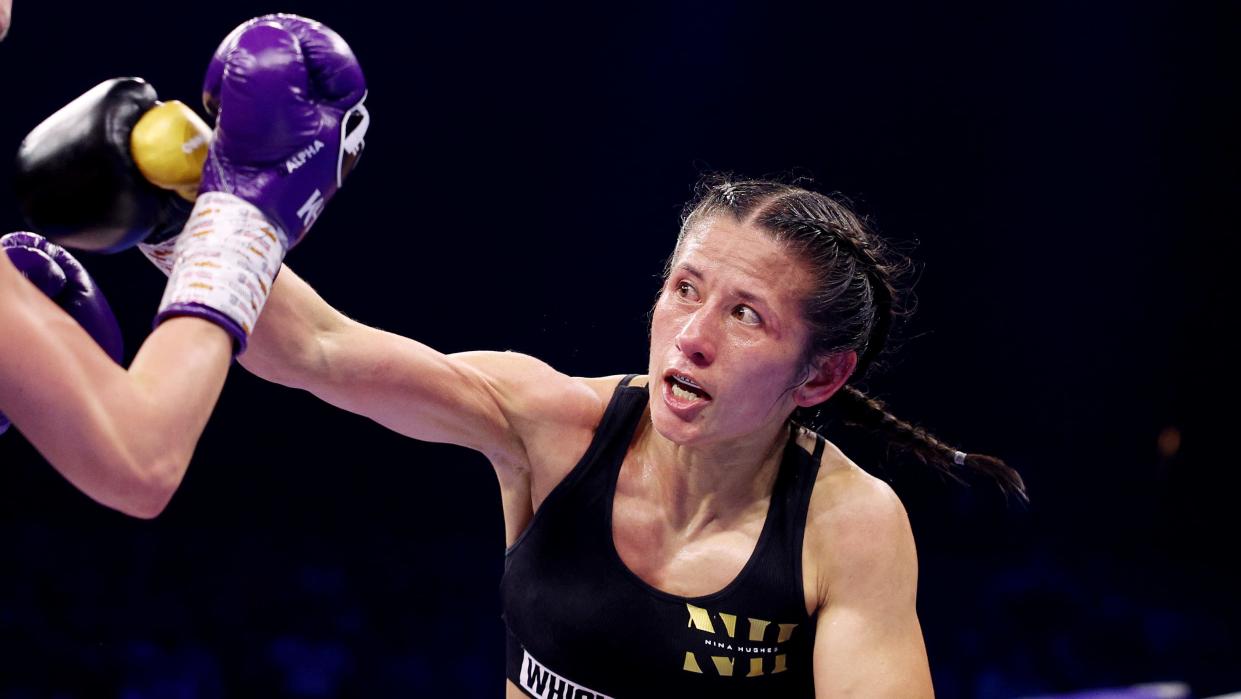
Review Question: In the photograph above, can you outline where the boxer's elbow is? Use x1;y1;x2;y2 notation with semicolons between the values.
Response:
123;458;182;519
90;415;191;519
113;489;173;520
70;450;181;519
88;445;185;519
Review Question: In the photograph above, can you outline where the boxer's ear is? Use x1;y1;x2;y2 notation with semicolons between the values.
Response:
793;351;856;408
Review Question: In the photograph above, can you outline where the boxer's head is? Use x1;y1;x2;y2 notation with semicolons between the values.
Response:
672;178;912;380
651;176;1027;502
648;176;912;444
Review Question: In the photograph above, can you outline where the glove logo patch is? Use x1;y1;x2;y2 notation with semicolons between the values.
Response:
297;189;326;229
285;139;326;175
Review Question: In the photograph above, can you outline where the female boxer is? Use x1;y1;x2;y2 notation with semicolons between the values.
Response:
237;177;1024;697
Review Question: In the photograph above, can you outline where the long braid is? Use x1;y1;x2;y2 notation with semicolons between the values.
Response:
821;213;1026;501
785;198;1026;501
834;386;1028;501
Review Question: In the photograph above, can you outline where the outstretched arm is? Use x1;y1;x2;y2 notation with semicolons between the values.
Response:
0;254;231;518
239;264;601;474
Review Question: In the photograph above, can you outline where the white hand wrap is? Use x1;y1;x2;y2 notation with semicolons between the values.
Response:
141;192;286;336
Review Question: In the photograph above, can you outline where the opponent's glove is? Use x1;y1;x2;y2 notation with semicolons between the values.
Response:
143;14;368;349
14;77;212;253
0;232;124;435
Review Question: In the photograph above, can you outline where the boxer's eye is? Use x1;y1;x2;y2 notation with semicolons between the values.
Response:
733;305;762;326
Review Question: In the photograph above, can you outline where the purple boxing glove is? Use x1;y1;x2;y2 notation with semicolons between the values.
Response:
146;14;368;351
200;14;368;244
0;232;124;435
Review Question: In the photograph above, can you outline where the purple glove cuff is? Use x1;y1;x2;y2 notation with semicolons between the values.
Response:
155;302;246;355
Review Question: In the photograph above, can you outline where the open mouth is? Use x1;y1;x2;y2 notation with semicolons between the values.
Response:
666;373;712;402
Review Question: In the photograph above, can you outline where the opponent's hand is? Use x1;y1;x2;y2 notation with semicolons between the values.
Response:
0;232;123;435
147;14;369;351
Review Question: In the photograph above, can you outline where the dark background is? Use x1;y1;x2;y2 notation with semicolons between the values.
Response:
0;1;1235;697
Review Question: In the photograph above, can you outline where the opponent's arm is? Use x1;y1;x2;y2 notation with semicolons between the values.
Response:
0;253;231;518
239;265;598;473
810;474;935;698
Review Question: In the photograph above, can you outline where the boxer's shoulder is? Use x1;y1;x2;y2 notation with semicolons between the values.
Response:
506;371;636;433
448;350;608;448
447;353;609;494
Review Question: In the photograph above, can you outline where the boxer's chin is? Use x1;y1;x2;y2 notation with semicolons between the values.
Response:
649;398;707;447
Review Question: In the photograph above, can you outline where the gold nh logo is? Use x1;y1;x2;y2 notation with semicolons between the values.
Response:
682;603;798;677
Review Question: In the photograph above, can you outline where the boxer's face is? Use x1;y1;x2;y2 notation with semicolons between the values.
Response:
648;214;817;447
0;0;11;41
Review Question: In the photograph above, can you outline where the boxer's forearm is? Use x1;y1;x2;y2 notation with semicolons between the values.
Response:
59;318;230;518
240;264;351;389
122;316;232;492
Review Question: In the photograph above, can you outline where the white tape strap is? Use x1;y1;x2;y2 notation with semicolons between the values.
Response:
138;236;177;276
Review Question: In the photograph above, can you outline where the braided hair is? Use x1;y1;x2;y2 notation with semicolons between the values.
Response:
671;175;1026;501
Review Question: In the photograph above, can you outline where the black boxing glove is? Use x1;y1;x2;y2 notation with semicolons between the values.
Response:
14;77;211;253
